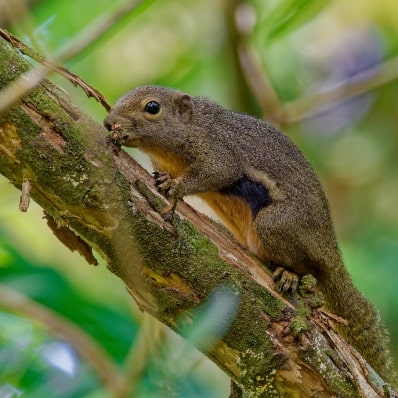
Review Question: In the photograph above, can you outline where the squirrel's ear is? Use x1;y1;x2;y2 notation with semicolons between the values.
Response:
175;94;193;122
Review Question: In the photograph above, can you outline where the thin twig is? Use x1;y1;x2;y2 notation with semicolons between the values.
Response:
0;28;111;111
0;0;152;113
54;0;153;62
231;2;398;127
0;284;128;397
281;54;398;124
223;0;257;113
237;42;284;124
231;2;284;124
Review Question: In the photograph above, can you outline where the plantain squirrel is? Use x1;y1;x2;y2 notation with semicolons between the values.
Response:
104;85;395;383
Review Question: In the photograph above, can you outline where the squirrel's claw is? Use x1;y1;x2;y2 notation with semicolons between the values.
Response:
153;171;180;217
153;171;182;198
272;267;299;294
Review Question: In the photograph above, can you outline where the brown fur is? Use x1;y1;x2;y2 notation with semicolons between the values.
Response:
104;85;396;383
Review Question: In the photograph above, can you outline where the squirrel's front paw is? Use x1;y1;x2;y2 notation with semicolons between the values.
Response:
153;171;181;198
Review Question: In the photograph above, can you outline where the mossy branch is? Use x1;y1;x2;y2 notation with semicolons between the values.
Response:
0;37;393;398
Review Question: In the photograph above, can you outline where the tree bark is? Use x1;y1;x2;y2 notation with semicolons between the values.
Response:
0;37;394;398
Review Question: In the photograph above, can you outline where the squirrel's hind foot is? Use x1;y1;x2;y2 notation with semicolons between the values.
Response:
272;266;299;293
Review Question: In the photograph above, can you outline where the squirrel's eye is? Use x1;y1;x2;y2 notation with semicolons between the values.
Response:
144;101;161;115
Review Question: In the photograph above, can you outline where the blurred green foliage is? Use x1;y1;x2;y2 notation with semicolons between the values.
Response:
1;0;398;396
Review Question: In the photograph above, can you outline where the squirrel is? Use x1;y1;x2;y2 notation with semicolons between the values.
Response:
104;85;395;384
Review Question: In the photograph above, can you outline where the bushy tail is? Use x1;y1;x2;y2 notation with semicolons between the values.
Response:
319;262;396;384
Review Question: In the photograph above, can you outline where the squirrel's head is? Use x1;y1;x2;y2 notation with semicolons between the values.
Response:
103;85;194;148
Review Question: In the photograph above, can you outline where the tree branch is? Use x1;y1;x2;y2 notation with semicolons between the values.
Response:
0;36;394;398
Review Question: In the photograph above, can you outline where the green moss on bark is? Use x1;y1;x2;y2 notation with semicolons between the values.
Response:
0;39;30;89
128;208;291;394
299;342;360;398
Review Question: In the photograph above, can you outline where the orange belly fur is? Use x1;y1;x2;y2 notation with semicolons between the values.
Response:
199;192;268;261
144;146;190;178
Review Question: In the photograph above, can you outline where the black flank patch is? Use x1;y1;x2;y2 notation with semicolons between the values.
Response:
220;175;271;217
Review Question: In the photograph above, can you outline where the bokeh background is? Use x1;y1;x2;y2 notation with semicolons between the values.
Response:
1;0;397;397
